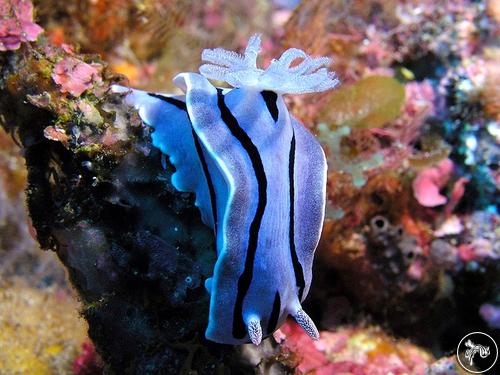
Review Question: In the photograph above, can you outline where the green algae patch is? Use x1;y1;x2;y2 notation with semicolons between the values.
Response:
320;76;405;129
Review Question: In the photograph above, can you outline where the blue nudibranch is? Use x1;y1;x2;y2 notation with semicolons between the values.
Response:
113;35;339;345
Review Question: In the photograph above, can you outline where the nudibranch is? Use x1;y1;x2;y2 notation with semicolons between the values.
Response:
113;34;339;345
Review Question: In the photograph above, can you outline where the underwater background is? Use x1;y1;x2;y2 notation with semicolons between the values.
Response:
0;0;499;374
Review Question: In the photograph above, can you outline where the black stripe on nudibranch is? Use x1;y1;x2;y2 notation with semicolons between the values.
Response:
267;291;281;334
289;131;306;301
191;129;218;230
148;92;218;230
260;91;279;122
215;89;268;340
148;93;187;111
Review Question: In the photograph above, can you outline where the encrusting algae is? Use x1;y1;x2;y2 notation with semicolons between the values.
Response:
0;280;88;375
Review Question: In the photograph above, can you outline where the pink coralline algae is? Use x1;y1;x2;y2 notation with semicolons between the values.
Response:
444;177;469;216
278;321;329;373
412;158;454;207
458;239;499;262
405;81;435;118
43;125;69;144
0;0;43;51
52;56;103;97
279;321;433;375
371;80;437;167
73;341;104;375
397;80;436;146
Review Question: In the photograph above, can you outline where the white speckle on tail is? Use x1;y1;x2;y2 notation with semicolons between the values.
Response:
247;318;262;346
292;308;319;340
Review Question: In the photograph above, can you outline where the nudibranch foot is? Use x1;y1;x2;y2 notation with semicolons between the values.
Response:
111;84;219;230
115;33;338;346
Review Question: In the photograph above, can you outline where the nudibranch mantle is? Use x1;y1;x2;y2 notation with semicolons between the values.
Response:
113;34;338;345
